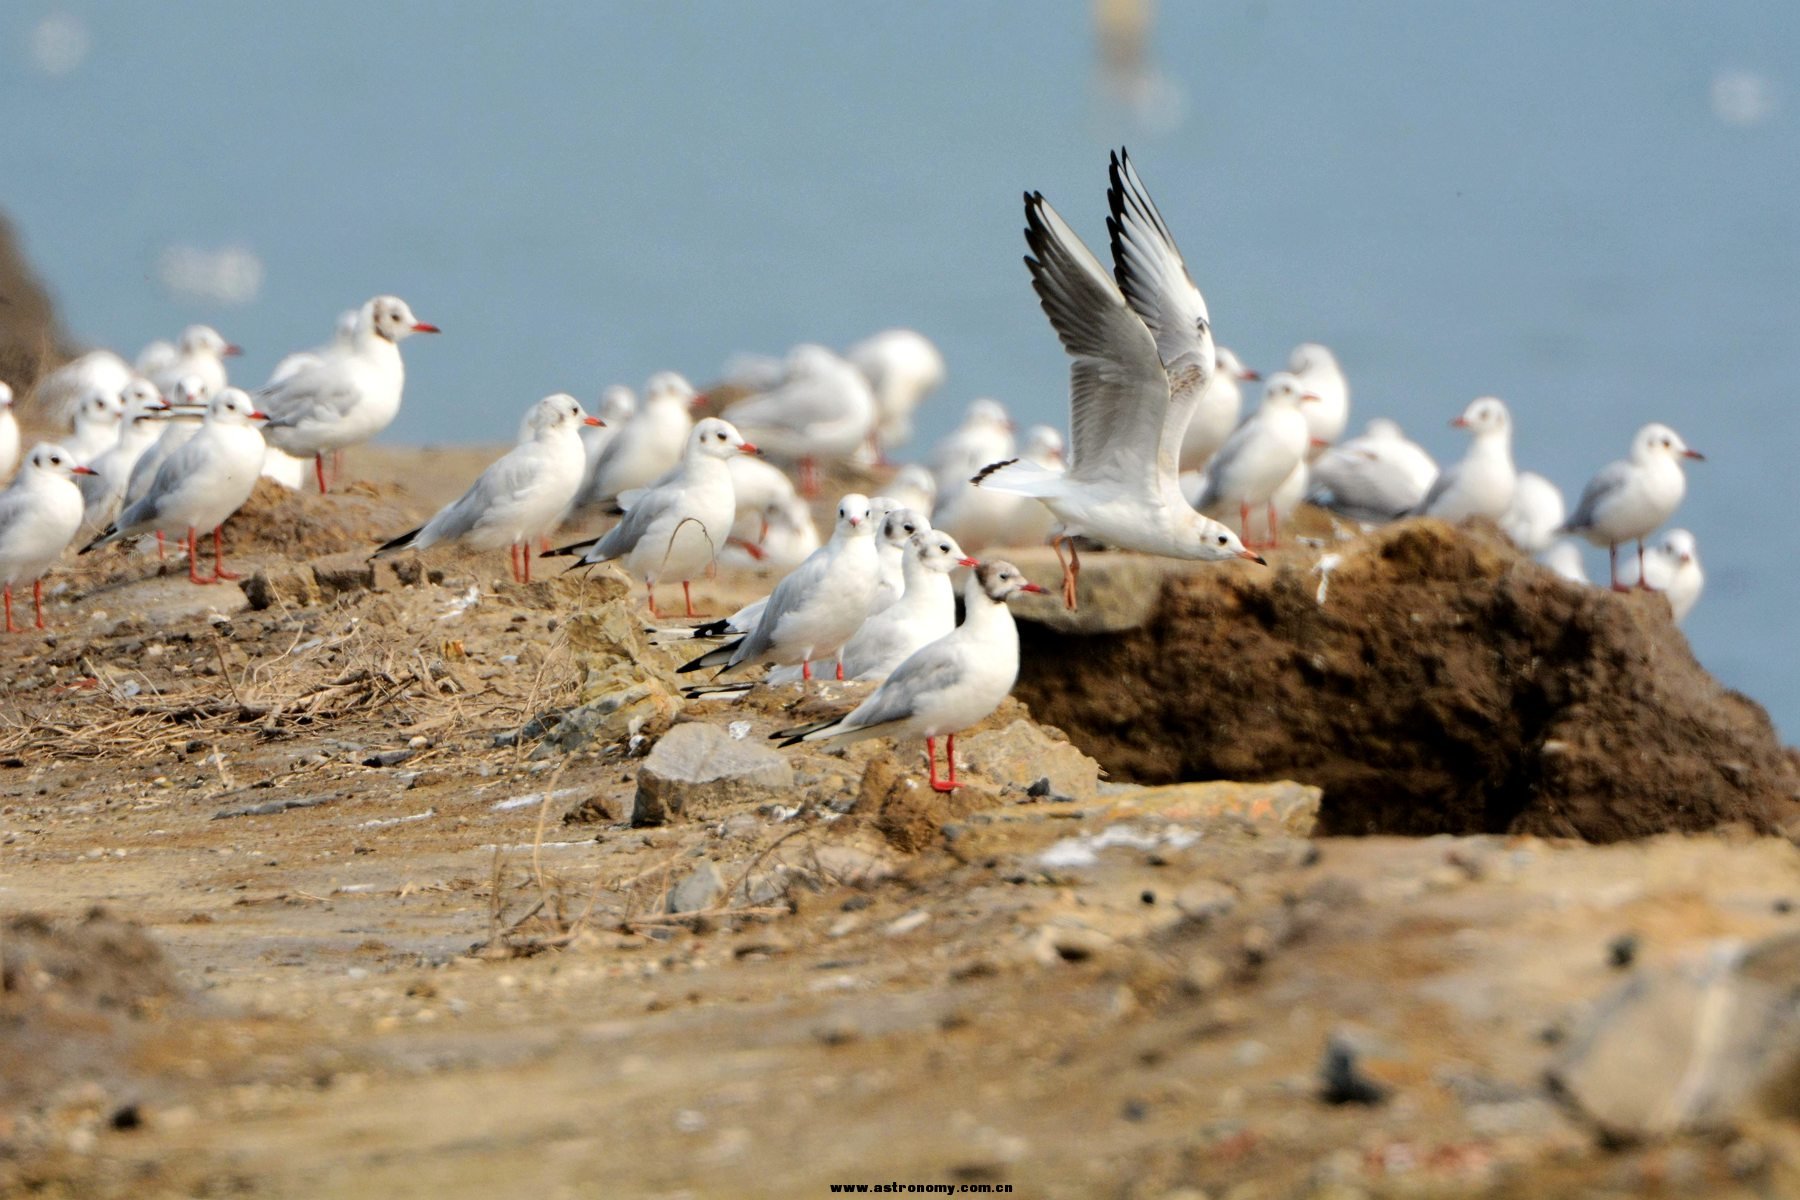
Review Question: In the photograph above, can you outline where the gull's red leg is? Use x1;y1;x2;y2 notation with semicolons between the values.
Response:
33;579;46;630
1052;536;1073;610
315;453;329;495
2;585;14;633
799;457;819;498
508;543;520;583
1240;501;1252;546
213;528;241;581
1609;543;1628;593
683;580;703;618
945;734;958;789
187;527;214;585
156;531;166;561
1268;502;1280;548
925;737;939;789
645;580;660;618
802;659;812;682
1635;540;1650;591
1067;539;1083;612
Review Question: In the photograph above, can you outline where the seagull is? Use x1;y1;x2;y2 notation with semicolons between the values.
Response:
722;345;876;496
83;389;269;585
77;380;168;533
772;560;1047;791
973;150;1262;608
578;373;694;511
0;444;94;632
63;387;126;464
834;527;975;682
37;350;133;427
1541;540;1590;585
146;324;240;400
866;503;929;615
719;490;819;572
721;451;802;557
1288;342;1350;457
1560;423;1704;591
374;394;601;583
259;295;439;493
1414;397;1517;523
937;424;1063;552
576;384;637;500
123;376;208;513
1306;417;1439;525
1191;372;1316;549
929;398;1016;499
546;418;756;617
1178;345;1258;473
846;328;946;462
1615;528;1704;621
1500;470;1566;554
884;463;938;521
0;383;18;482
678;493;881;682
259;309;358;489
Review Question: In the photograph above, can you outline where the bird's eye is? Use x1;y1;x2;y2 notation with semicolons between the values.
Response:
1217;535;1228;545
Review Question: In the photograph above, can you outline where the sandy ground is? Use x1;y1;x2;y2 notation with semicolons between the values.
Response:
3;448;1799;1199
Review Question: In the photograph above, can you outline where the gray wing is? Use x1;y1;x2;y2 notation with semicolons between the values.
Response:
422;447;545;545
582;480;691;563
1562;460;1631;533
1023;191;1171;503
838;638;963;732
1106;148;1214;495
1311;446;1424;521
259;360;359;426
727;543;837;664
722;374;846;434
1413;459;1464;517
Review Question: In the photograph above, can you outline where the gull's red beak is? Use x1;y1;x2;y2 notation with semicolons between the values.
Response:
223;344;243;357
411;322;441;334
1019;582;1049;594
249;410;270;420
1450;416;1470;428
1240;549;1267;564
1310;437;1330;448
1683;448;1705;460
958;557;981;568
1299;392;1321;404
71;465;97;475
848;517;862;527
738;442;760;455
1240;368;1262;381
583;416;604;427
691;392;709;409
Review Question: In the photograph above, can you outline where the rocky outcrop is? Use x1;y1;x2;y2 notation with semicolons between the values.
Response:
1013;521;1800;841
0;213;69;396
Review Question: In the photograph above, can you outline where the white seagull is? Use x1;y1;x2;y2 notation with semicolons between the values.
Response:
678;493;881;682
0;444;94;632
37;350;133;427
937;423;1063;552
1191;372;1316;549
722;345;876;496
576;384;638;500
1614;528;1704;621
772;560;1048;792
1500;470;1566;554
259;309;358;489
719;490;819;572
374;394;601;583
146;324;240;400
83;389;270;585
1414;397;1517;523
548;417;756;617
579;373;694;510
929;397;1016;499
846;328;946;461
259;295;439;493
78;380;168;533
63;387;126;464
1306;417;1440;525
0;382;18;482
973;150;1262;609
1178;345;1258;473
1560;423;1704;590
1288;342;1350;456
1541;540;1590;585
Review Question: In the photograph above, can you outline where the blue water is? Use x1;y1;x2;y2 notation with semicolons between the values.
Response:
6;3;1797;733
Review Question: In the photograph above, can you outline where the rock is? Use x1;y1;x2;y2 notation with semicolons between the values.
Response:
1013;521;1800;841
540;680;682;758
1549;931;1800;1139
863;753;993;853
311;553;378;599
631;722;794;826
242;564;322;611
956;719;1102;800
1101;780;1321;838
534;602;686;757
666;860;725;914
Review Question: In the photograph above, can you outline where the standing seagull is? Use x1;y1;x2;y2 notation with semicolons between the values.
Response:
1192;373;1316;549
146;324;240;400
578;373;695;510
678;494;881;682
1178;345;1258;473
546;418;757;617
973;149;1261;609
83;389;269;585
1614;528;1704;621
1288;342;1350;457
722;346;876;497
1414;397;1517;523
78;381;169;534
772;561;1048;792
63;388;127;464
1560;422;1703;591
259;295;440;493
0;444;94;632
374;394;601;583
1306;417;1439;525
846;328;946;462
0;383;18;482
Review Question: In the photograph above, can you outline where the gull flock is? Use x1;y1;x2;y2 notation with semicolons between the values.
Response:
0;150;1708;792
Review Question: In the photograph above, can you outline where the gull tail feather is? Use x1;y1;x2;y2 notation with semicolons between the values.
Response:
677;638;744;674
371;525;423;559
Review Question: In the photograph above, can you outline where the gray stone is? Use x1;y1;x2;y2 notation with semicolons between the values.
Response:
666;860;725;914
956;719;1101;801
1549;931;1800;1139
632;721;795;825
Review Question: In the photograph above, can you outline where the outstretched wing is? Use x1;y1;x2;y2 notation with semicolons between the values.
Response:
1023;190;1169;504
1105;147;1215;496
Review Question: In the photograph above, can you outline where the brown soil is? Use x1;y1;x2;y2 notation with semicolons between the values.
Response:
1013;519;1800;842
0;214;68;395
3;461;1800;1198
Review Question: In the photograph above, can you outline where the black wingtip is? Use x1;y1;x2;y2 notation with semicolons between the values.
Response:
372;526;422;558
541;538;592;559
970;457;1020;487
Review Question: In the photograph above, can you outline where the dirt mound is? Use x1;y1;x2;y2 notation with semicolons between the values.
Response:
0;212;69;395
1014;520;1800;841
227;477;422;560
